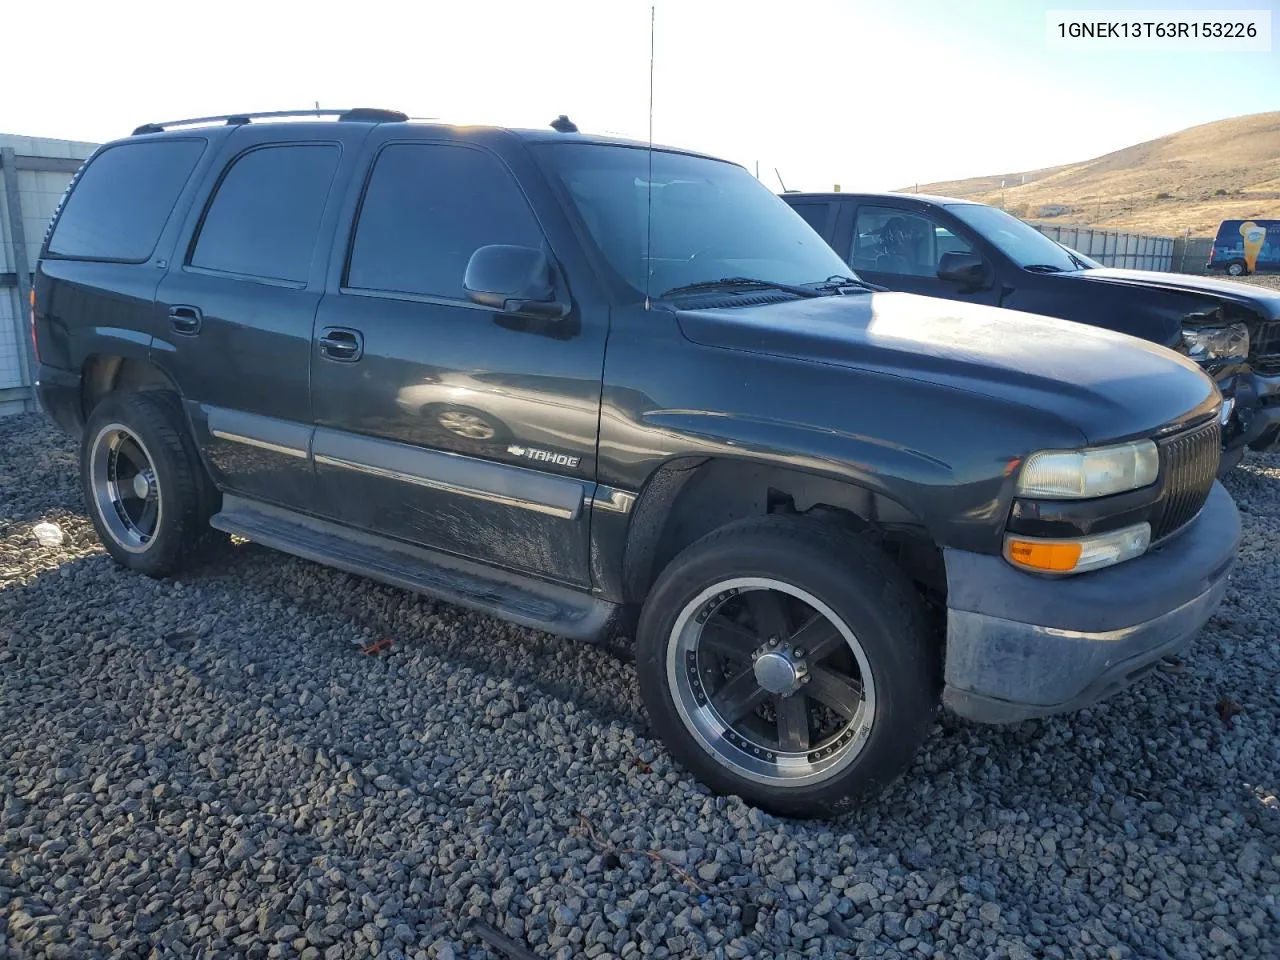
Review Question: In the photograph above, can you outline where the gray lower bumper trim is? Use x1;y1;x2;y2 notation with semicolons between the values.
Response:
942;573;1230;723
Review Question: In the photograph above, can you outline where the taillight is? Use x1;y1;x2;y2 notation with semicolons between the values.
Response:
29;287;40;364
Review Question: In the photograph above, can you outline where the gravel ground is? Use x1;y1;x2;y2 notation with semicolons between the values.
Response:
2;412;1278;960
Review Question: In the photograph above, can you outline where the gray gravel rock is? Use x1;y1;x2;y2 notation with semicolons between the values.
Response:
2;411;1279;959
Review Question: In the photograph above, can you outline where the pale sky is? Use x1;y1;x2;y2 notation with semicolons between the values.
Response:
5;0;1277;190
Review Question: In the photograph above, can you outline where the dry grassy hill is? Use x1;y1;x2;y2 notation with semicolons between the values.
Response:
906;112;1280;238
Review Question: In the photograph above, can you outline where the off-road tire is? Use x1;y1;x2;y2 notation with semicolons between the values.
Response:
636;515;938;818
80;391;219;576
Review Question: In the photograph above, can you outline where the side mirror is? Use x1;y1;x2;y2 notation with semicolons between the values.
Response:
937;251;988;286
464;245;568;320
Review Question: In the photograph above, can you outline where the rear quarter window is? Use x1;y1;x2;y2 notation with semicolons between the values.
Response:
47;139;206;262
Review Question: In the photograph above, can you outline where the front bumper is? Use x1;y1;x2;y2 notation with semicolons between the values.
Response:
941;481;1239;724
35;364;85;436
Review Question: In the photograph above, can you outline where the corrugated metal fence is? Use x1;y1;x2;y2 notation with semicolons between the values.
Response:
0;134;96;416
1171;236;1215;275
1029;221;1176;271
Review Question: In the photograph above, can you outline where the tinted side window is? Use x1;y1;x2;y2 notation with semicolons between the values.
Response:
191;144;339;283
347;143;542;299
788;201;830;235
47;139;205;261
851;205;972;277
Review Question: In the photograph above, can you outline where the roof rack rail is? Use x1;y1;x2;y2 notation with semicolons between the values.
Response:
131;107;408;136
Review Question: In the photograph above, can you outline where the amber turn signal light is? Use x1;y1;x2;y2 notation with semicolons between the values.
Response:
1004;523;1152;576
1006;539;1083;572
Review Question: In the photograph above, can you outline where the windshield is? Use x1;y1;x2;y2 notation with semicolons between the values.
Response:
946;203;1084;272
534;143;852;298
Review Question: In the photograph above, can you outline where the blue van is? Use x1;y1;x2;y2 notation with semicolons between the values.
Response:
1208;219;1279;276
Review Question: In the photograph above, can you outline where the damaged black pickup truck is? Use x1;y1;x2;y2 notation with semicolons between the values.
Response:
36;112;1240;816
783;191;1280;471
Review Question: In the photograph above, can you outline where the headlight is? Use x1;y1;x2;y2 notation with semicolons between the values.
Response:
1005;522;1151;575
1181;322;1249;361
1017;440;1159;499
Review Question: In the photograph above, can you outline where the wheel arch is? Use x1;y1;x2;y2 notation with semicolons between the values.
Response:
621;456;945;607
81;354;182;419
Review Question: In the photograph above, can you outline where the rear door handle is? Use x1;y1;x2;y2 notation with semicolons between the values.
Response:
318;327;364;362
169;305;202;335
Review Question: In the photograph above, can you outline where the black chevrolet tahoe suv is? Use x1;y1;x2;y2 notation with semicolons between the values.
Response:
33;109;1240;817
783;191;1280;472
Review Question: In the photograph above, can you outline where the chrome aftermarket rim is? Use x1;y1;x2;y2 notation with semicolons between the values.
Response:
667;577;877;787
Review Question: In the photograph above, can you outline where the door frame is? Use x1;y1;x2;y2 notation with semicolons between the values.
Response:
834;198;1009;301
304;127;616;586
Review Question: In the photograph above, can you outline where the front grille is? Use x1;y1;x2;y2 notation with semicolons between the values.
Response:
1253;319;1280;375
1252;319;1280;361
1152;419;1220;540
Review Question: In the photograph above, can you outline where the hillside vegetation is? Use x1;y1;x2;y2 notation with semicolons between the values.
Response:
906;111;1280;238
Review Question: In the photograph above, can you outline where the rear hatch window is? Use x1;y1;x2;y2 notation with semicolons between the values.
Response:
46;138;206;262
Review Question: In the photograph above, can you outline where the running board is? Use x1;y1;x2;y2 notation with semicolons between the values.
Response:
210;496;617;642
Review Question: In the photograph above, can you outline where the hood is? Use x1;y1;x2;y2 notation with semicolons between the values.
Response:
1079;268;1280;320
676;291;1218;445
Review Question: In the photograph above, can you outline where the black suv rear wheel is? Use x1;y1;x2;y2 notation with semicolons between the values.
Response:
81;391;218;576
636;516;938;818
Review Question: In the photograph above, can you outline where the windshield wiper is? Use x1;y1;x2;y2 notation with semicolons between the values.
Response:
813;274;883;293
659;277;821;299
1064;251;1092;271
1023;263;1066;273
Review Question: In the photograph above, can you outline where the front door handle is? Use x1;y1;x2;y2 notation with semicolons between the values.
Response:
169;305;202;335
318;327;364;362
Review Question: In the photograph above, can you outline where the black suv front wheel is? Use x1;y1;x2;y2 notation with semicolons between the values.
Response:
637;516;938;818
81;391;218;576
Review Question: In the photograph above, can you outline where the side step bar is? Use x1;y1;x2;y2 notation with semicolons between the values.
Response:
210;496;618;642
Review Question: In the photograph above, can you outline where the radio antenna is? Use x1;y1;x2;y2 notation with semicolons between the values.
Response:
644;5;655;311
774;167;790;193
